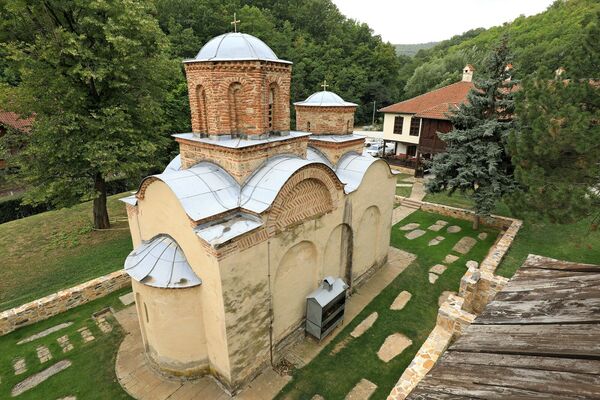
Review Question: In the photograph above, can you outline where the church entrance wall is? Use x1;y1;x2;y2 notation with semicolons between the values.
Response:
272;240;319;342
354;206;382;279
323;223;353;285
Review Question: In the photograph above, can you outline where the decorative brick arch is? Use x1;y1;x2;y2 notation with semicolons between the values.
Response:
266;164;343;233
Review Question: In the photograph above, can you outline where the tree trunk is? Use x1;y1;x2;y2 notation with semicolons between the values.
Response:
93;173;110;229
473;215;480;230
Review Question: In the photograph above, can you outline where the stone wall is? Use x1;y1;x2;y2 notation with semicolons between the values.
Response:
0;270;131;336
295;105;356;135
177;135;309;183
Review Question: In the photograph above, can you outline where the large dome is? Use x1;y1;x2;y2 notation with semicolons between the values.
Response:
189;32;291;64
294;91;357;107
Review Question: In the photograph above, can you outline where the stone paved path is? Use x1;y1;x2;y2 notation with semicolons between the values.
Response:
17;322;73;345
399;222;419;231
405;229;426;240
94;316;112;333
119;292;135;306
427;236;445;246
390;291;412;311
447;225;461;233
345;378;378;399
377;333;413;363
11;360;71;397
428;273;439;284
350;312;378;338
429;264;447;275
452;236;477;254
443;254;459;264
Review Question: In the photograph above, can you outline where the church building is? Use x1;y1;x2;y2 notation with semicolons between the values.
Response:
121;28;396;393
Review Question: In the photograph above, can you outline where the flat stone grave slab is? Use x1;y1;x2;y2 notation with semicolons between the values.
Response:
57;397;77;400
311;396;325;400
345;378;378;400
405;229;426;240
11;360;72;396
94;316;113;333
399;223;420;231
447;225;462;233
13;358;27;375
427;220;448;231
478;232;488;240
428;273;439;284
351;312;378;338
429;264;447;275
331;337;352;355
428;236;445;246
119;292;135;306
78;327;95;342
57;335;74;353
17;322;73;345
444;254;460;264
390;291;412;311
452;236;477;255
36;345;52;363
377;333;413;363
466;260;479;269
438;291;456;307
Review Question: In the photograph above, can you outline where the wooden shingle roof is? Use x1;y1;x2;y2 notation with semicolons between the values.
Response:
0;111;33;132
407;254;600;399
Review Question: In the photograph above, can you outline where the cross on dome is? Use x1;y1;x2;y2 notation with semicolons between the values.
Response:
231;13;240;32
321;80;329;91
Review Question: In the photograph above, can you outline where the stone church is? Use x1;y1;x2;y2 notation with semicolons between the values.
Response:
121;30;396;393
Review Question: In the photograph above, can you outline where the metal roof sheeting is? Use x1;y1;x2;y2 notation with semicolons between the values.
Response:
150;162;241;221
294;91;357;107
306;146;333;168
173;131;311;149
194;212;263;246
124;235;202;289
306;277;348;306
186;32;292;64
240;156;327;214
163;154;182;173
336;152;378;194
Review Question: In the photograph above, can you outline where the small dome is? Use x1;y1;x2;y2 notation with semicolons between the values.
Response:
124;235;202;289
189;32;291;64
294;91;357;107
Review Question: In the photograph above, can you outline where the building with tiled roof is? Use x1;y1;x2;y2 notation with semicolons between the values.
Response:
380;65;475;163
0;111;33;169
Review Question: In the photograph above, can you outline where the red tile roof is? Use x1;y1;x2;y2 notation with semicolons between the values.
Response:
0;111;33;132
379;81;473;120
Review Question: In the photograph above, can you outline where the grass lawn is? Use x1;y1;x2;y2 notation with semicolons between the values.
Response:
395;186;412;197
422;191;600;278
0;193;133;311
395;173;414;183
0;288;132;399
276;210;498;400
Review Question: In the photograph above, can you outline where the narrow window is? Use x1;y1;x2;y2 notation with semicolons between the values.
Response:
195;85;208;133
268;87;275;130
307;121;311;132
144;303;150;323
347;120;351;133
393;116;403;134
228;82;242;134
410;117;421;136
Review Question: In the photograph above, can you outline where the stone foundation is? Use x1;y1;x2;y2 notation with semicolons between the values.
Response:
0;270;131;336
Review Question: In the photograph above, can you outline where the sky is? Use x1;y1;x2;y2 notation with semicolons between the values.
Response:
331;0;556;44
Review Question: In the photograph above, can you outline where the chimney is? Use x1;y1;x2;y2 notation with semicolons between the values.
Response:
462;64;475;82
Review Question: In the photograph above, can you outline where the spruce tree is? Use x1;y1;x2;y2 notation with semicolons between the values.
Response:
426;38;516;229
508;12;600;224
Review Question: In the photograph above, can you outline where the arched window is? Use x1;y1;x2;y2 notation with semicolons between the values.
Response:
268;85;276;131
195;85;208;133
307;121;311;132
228;82;242;134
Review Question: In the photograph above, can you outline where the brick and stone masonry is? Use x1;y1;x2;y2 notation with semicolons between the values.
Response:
295;105;356;135
184;60;291;136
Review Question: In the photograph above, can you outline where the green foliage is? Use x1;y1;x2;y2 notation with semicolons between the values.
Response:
394;42;439;57
154;0;404;123
426;39;517;221
0;0;177;227
508;11;600;223
400;0;600;98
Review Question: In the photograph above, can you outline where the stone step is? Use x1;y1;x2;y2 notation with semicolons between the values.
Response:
401;198;421;209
